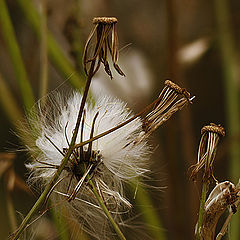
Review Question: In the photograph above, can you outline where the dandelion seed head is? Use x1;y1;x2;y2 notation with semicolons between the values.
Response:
25;91;150;238
27;92;149;180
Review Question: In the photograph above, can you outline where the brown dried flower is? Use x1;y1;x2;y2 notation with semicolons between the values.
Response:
190;123;225;182
140;80;194;140
83;17;125;79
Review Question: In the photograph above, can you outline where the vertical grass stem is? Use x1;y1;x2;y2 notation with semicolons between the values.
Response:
10;60;96;240
16;0;84;89
0;0;35;111
214;0;240;238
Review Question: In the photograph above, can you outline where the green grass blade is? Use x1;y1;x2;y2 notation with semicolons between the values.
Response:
16;0;85;89
39;0;48;100
214;0;240;238
131;183;167;240
51;207;69;240
0;0;35;111
0;73;23;126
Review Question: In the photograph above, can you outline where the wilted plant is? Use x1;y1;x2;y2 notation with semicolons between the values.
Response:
190;123;240;240
83;17;125;79
191;123;225;240
141;79;194;141
24;80;193;239
190;123;225;183
9;16;195;240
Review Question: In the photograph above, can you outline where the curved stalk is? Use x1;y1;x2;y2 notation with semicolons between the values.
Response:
10;60;96;240
89;180;126;240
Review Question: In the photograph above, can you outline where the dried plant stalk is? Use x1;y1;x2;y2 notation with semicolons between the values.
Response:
191;123;225;240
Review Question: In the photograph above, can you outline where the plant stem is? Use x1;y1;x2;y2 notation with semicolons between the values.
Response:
89;180;126;240
10;59;96;240
39;0;48;100
0;0;35;111
16;0;84;89
51;207;69;240
9;147;75;240
131;182;167;240
0;73;23;126
196;182;207;240
214;0;240;238
6;192;18;233
75;95;164;149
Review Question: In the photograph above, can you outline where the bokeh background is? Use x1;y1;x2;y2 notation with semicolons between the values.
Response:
0;0;240;239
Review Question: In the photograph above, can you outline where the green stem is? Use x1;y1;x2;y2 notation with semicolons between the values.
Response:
131;183;167;240
16;0;84;89
10;144;77;240
11;56;96;240
196;182;207;240
75;95;163;149
0;0;35;111
39;0;48;100
0;73;23;126
6;192;18;233
89;180;126;240
51;207;69;240
214;0;240;238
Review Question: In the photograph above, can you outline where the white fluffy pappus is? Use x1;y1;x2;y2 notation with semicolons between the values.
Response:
26;91;151;239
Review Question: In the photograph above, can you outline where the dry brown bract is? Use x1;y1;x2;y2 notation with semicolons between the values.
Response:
140;80;194;140
83;17;125;79
201;181;240;240
190;123;225;182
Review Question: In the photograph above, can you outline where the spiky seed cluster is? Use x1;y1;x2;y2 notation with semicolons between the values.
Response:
83;17;125;79
190;123;225;182
140;80;194;141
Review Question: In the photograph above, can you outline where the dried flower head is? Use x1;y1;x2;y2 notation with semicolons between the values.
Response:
190;123;225;182
83;17;125;79
139;80;194;141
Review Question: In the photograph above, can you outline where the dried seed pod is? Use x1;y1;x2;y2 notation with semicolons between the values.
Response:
138;80;194;142
190;123;225;182
83;17;125;79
